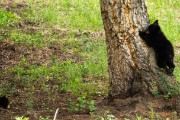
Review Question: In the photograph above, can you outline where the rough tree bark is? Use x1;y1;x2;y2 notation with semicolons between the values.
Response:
100;0;178;99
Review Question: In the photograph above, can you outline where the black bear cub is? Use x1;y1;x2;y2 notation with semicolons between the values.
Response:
0;95;9;109
139;20;175;75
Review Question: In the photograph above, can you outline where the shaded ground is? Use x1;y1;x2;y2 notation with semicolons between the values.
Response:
97;95;179;119
0;1;179;120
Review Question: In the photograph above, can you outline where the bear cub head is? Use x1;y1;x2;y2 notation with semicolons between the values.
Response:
146;20;160;33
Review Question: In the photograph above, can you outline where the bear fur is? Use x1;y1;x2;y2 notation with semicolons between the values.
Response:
0;95;9;109
139;20;175;75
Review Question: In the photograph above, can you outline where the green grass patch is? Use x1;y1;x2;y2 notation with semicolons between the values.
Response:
10;31;44;46
10;57;108;97
20;0;103;30
61;34;108;78
0;10;19;28
174;67;180;82
10;33;109;96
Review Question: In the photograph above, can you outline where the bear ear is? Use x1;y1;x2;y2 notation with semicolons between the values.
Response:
153;20;159;25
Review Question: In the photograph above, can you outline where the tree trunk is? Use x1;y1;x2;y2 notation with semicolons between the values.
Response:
99;0;180;118
100;0;177;98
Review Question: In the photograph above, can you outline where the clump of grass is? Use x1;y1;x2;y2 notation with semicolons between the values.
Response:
15;116;29;120
157;76;180;99
174;67;180;82
174;53;180;81
10;31;44;46
67;95;96;112
0;10;19;28
11;54;108;96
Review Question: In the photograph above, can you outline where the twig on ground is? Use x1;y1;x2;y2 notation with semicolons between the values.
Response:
53;108;59;120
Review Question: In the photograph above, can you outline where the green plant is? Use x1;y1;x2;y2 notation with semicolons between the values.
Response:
10;31;44;46
149;107;155;120
67;95;96;112
172;111;178;120
106;114;118;120
152;90;160;97
39;116;50;120
158;76;180;99
155;114;162;120
136;115;143;120
0;10;19;28
0;35;4;40
15;116;29;120
91;110;118;120
26;96;34;112
174;67;180;82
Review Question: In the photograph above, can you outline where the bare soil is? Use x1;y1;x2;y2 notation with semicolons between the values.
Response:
97;95;179;119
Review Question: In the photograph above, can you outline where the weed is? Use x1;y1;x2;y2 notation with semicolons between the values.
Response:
172;111;178;120
26;87;35;112
136;115;143;120
10;56;107;105
149;107;155;120
152;90;160;97
106;114;118;120
10;31;44;47
15;116;29;120
91;110;119;120
67;95;96;112
158;76;180;99
174;67;180;82
0;10;19;28
39;116;50;120
0;34;4;40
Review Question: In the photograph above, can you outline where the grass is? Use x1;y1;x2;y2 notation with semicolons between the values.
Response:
9;37;108;95
10;31;44;46
0;0;180;119
14;0;103;30
0;10;19;28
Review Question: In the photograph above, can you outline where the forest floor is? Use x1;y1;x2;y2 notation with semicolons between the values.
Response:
0;0;180;120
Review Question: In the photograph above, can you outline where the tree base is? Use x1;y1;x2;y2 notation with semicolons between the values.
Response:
97;95;180;119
